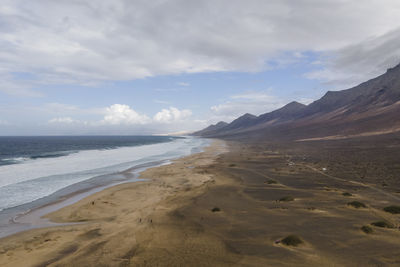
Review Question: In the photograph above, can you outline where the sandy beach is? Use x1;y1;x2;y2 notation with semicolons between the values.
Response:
0;140;234;266
1;138;400;266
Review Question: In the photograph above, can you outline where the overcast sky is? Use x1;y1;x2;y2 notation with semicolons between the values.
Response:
1;0;400;135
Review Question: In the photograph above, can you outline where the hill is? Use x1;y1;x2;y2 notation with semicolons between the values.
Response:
194;63;400;141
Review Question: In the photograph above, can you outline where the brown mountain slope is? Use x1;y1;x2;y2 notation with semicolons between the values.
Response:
192;101;306;137
193;121;228;136
195;63;400;141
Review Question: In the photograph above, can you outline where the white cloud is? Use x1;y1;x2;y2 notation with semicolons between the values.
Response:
177;82;190;87
1;1;400;96
297;98;314;105
45;104;193;127
155;87;189;92
153;99;171;105
101;104;150;125
231;91;277;101
48;117;77;124
44;103;80;113
306;28;400;89
153;107;192;123
210;91;284;122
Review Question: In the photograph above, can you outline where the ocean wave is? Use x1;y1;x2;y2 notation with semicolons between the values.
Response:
29;151;78;160
0;151;78;166
0;157;30;166
0;137;208;211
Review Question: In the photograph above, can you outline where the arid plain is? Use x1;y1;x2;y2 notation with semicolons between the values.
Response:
1;134;400;266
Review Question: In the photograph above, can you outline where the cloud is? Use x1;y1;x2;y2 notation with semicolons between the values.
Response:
1;1;400;96
230;91;278;101
153;99;171;105
153;107;192;123
44;103;80;113
297;98;314;105
155;87;189;92
101;104;151;125
48;117;77;124
305;28;400;89
210;91;284;122
177;82;190;87
45;104;193;126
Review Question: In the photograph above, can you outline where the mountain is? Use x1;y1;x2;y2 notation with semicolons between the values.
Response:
192;121;228;136
193;102;307;137
215;113;258;133
254;101;306;125
194;63;400;141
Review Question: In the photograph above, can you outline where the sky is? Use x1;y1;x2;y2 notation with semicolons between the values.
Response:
1;0;400;135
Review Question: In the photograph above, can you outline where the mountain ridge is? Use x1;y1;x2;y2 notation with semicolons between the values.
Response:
193;63;400;140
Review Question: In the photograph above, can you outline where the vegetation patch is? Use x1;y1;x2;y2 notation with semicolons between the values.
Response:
347;201;366;208
229;164;237;167
361;225;373;234
342;192;352;197
371;221;394;228
281;235;303;246
266;179;278;184
279;196;294;202
383;205;400;214
211;207;221;212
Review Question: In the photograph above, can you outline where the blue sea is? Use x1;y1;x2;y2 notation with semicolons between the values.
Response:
0;136;208;213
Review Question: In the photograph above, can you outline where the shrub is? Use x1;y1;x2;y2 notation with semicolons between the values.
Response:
266;179;278;184
279;196;294;202
347;201;366;208
371;221;394;228
383;205;400;214
229;164;236;167
361;225;373;234
281;235;303;246
211;207;221;212
342;192;352;197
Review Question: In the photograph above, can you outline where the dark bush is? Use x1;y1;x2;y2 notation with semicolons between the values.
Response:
211;207;221;212
342;192;352;196
279;196;294;202
347;201;366;208
266;179;278;184
383;205;400;214
361;225;373;234
371;221;394;228
281;235;303;246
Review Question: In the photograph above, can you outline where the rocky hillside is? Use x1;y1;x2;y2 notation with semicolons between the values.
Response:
194;63;400;141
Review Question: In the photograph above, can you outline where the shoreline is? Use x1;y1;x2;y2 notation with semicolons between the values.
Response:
0;139;227;266
0;159;166;239
1;138;400;266
0;138;210;239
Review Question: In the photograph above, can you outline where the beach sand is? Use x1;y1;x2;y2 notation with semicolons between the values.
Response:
0;140;239;266
1;139;400;266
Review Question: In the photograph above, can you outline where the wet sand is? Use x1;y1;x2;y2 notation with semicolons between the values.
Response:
0;160;165;239
1;138;400;266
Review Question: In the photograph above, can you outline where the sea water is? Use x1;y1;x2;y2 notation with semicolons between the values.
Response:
0;136;208;212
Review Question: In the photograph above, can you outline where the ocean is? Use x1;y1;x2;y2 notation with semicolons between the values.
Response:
0;136;208;213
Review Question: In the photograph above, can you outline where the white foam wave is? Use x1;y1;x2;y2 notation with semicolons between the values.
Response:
0;137;208;211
